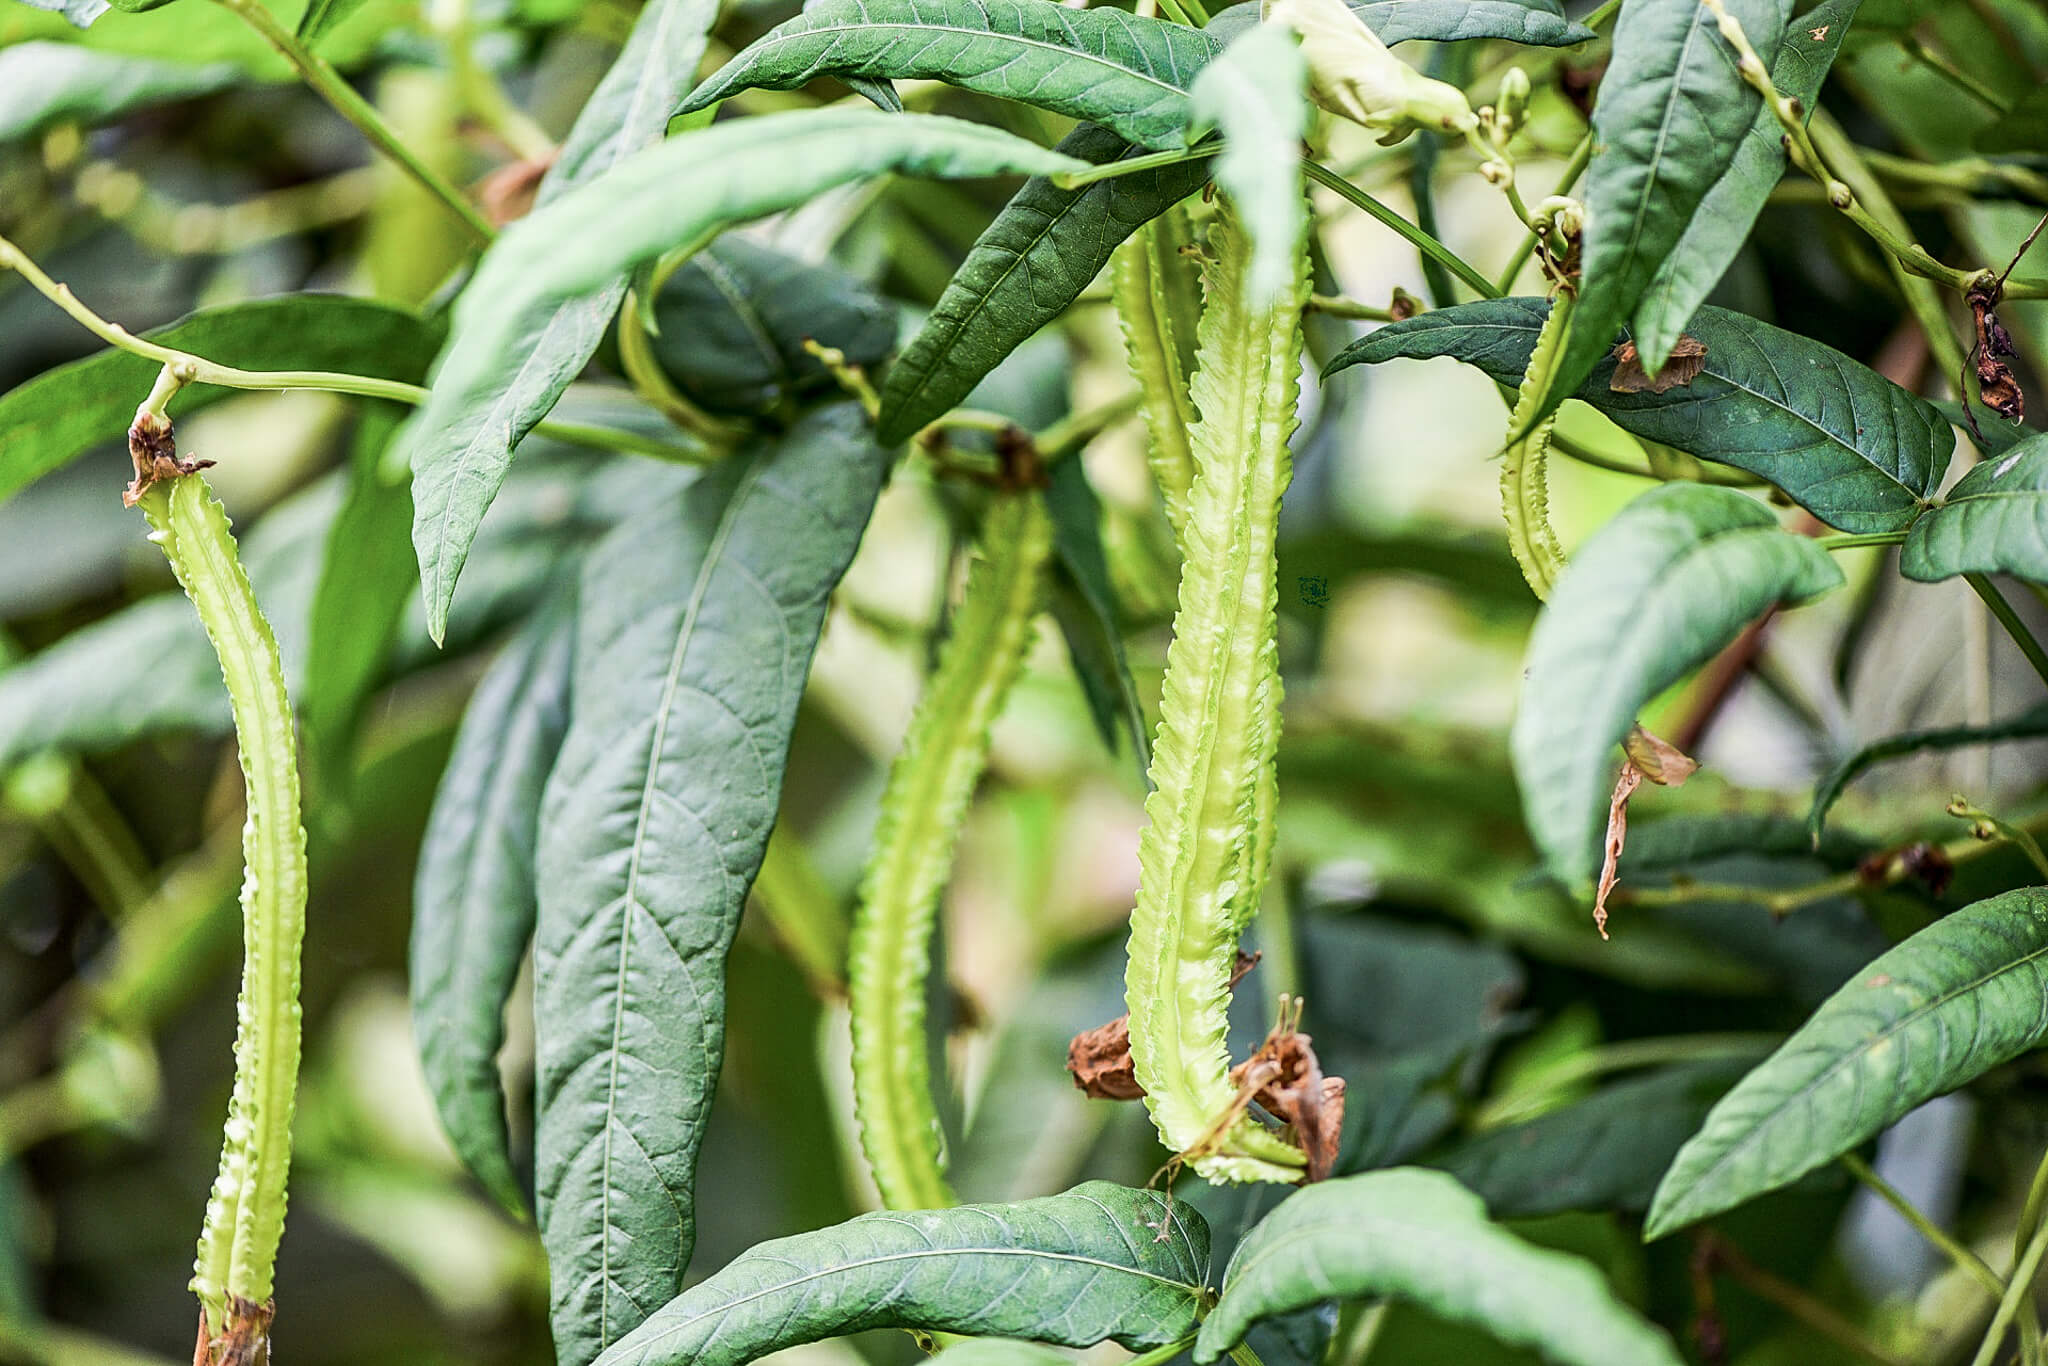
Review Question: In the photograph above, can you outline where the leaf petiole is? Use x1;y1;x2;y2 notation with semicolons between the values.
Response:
1304;159;1501;300
1052;143;1223;191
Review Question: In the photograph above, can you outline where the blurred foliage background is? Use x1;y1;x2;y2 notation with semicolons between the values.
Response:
3;0;2048;1362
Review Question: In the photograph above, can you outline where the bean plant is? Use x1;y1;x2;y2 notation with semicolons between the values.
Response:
5;0;2048;1363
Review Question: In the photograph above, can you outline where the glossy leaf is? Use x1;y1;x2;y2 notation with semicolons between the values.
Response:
650;236;896;418
1188;22;1307;306
1637;0;1859;367
1194;1169;1685;1366
0;296;437;512
401;0;718;642
1901;431;2048;583
590;1182;1209;1366
1204;0;1592;46
0;42;242;141
1810;699;2048;838
1540;0;1786;418
411;597;577;1216
1511;484;1842;885
532;405;885;1366
1326;298;1949;534
878;122;1209;444
1648;888;2048;1237
677;0;1218;151
410;110;1080;637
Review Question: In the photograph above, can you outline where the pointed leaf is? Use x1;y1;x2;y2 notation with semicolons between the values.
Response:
878;121;1209;444
0;296;437;512
1325;298;1948;534
1901;431;2048;583
1188;23;1307;306
411;597;578;1216
678;0;1219;151
402;0;718;639
1635;0;1859;367
1511;484;1843;885
297;0;368;44
1648;888;2048;1237
1193;1169;1684;1366
1810;699;2048;839
0;42;243;140
533;404;886;1366
592;1183;1210;1366
1204;0;1593;46
1536;0;1787;423
410;110;1081;637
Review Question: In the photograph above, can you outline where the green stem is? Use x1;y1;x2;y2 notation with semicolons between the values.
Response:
208;0;494;245
1901;35;2008;113
1973;1217;2048;1366
1051;143;1223;191
1840;1152;2005;1300
1498;132;1591;298
1948;797;2048;881
1038;391;1143;462
1123;1336;1200;1366
1304;159;1501;301
1818;531;1909;552
1964;574;2048;693
1473;1033;1779;1128
138;475;308;1331
1547;429;1760;485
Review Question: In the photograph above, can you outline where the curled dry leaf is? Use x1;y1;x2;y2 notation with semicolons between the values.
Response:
125;412;213;507
193;1296;273;1366
1969;282;2025;421
1594;726;1699;938
1067;953;1259;1101
1609;335;1708;394
1227;1003;1346;1182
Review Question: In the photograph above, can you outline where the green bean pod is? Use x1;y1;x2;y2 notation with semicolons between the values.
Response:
849;488;1053;1209
1500;290;1575;600
1112;205;1205;543
1124;209;1307;1184
139;473;309;1324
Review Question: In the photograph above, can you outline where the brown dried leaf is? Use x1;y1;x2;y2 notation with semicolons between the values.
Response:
1971;284;2026;421
1065;952;1261;1101
125;413;212;507
1227;1004;1346;1182
194;1297;273;1366
1592;760;1644;940
1623;724;1699;787
1610;335;1708;394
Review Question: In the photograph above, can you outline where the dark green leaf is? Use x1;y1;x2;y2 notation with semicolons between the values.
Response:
1647;888;2048;1237
590;1182;1209;1366
1636;0;1859;367
1204;0;1592;46
533;405;885;1366
1811;700;2048;838
0;296;438;512
1044;459;1149;770
1193;1169;1684;1366
410;596;577;1216
1901;431;2048;582
676;0;1218;151
401;0;718;640
1510;483;1842;885
1188;22;1306;305
297;0;368;44
1929;400;2024;455
650;235;896;417
0;42;243;140
1537;0;1785;422
1974;81;2048;153
1326;298;1948;533
1436;1061;1751;1218
879;123;1208;444
410;110;1080;639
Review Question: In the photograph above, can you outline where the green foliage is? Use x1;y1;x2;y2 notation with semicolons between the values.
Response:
1811;700;2048;838
1902;432;2048;582
677;0;1218;152
1511;484;1843;885
1194;1169;1686;1366
1204;0;1592;46
1649;889;2048;1237
591;1184;1210;1366
1187;23;1308;306
0;41;243;140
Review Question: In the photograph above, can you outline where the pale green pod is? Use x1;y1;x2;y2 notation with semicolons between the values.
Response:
1500;290;1575;600
1111;204;1205;542
849;488;1053;1209
139;474;309;1322
1123;209;1307;1184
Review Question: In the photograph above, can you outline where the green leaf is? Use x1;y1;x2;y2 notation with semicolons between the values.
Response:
1810;699;2048;839
1193;1169;1685;1366
1974;81;2048;153
1205;0;1593;46
878;122;1209;445
590;1182;1210;1366
676;0;1218;151
1635;0;1859;368
12;0;113;28
1325;298;1948;534
1436;1061;1750;1218
297;0;368;44
411;596;577;1217
1044;458;1149;771
400;0;718;640
1901;431;2048;583
1188;23;1307;306
0;295;437;513
649;235;896;418
1536;0;1786;420
533;404;885;1366
1647;888;2048;1237
0;42;243;140
1511;484;1842;886
410;110;1081;639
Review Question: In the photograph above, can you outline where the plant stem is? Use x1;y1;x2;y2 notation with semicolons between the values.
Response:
1038;391;1142;461
1123;1335;1200;1366
1705;1234;1912;1366
1841;1152;2006;1300
1901;35;2008;113
208;0;495;245
1307;293;1396;322
1964;574;2048;692
1472;1033;1779;1128
1548;431;1761;485
1051;143;1223;191
1818;531;1910;552
1857;148;2048;208
1973;1217;2048;1366
1304;159;1501;300
1496;132;1592;294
